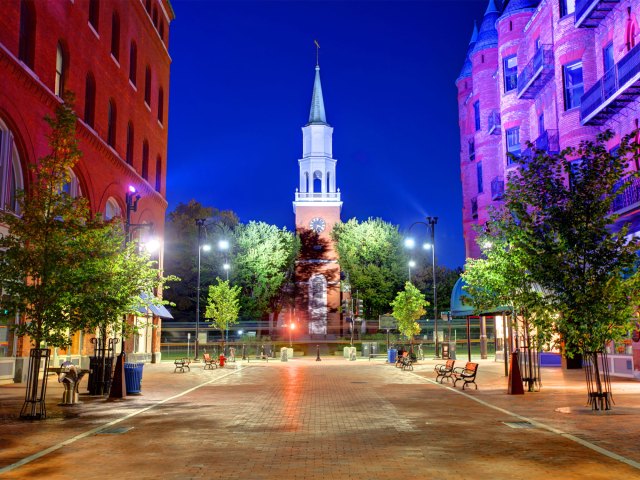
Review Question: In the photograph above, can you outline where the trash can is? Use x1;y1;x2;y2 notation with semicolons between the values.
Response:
441;343;450;359
349;346;357;361
362;343;371;358
124;363;144;395
388;348;397;364
449;341;457;360
371;343;379;355
343;346;351;358
219;354;226;367
280;347;288;362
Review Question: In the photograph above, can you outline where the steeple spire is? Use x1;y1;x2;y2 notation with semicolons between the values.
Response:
470;21;478;44
308;64;328;125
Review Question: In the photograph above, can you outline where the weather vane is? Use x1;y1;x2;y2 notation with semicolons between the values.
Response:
314;39;320;66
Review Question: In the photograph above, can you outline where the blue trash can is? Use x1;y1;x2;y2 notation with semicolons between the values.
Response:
388;348;397;364
124;363;144;395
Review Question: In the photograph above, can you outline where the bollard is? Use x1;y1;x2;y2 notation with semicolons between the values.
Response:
242;344;246;360
316;344;321;362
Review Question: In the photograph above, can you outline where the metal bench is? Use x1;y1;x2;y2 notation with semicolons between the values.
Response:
174;358;191;373
452;362;479;390
434;359;456;383
202;353;218;370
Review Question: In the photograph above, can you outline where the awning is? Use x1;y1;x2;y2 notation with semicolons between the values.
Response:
449;277;512;318
137;293;174;319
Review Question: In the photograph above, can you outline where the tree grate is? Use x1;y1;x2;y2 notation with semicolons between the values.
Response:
97;426;133;435
503;421;535;429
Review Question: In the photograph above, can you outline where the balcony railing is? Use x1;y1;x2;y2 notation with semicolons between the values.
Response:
581;41;640;125
471;197;478;219
488;111;501;135
522;129;560;160
295;192;341;202
610;175;640;214
575;0;619;29
517;45;555;99
491;177;504;201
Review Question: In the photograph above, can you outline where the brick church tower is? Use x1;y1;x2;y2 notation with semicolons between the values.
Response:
293;62;342;336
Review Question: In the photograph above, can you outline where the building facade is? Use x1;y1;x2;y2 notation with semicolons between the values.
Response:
293;63;343;337
457;0;640;259
0;0;174;382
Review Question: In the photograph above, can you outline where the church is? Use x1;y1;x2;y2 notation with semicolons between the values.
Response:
292;61;343;337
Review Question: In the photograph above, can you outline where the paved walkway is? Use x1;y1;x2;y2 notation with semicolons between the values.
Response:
1;356;639;479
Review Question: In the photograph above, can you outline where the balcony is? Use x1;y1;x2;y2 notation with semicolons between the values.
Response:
610;175;640;214
488;111;501;135
575;0;619;29
491;177;504;201
522;129;560;160
471;197;478;219
581;42;640;125
295;192;341;202
517;46;555;99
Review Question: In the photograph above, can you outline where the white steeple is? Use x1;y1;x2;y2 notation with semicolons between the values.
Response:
293;63;342;211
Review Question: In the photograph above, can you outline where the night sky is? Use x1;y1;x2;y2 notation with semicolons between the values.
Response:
167;0;489;268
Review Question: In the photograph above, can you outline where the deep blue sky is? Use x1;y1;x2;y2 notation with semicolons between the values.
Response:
167;0;488;268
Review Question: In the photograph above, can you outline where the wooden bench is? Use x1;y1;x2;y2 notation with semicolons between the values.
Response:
174;358;191;373
434;359;455;383
202;353;218;370
452;362;479;390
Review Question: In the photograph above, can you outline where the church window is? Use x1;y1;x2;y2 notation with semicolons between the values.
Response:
111;12;120;61
105;197;121;221
19;0;36;69
506;127;521;165
560;0;575;17
129;41;137;85
304;171;309;192
126;122;134;165
155;155;162;192
88;0;100;33
142;140;149;180
144;66;152;106
107;99;117;148
326;172;331;192
563;61;583;110
55;42;67;97
473;101;481;131
503;55;517;93
153;6;158;27
158;87;164;124
313;170;322;193
0;122;24;214
61;168;82;198
84;72;96;128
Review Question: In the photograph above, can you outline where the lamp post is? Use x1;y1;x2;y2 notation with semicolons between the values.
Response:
195;219;212;360
408;260;416;282
404;216;439;358
218;239;230;351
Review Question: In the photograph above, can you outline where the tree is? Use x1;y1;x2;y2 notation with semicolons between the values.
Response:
332;218;407;318
231;221;299;320
205;278;241;347
390;282;428;350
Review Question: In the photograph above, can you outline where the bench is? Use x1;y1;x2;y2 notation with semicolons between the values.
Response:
174;358;191;373
452;362;479;390
202;353;218;370
434;359;455;383
369;353;387;361
395;352;413;371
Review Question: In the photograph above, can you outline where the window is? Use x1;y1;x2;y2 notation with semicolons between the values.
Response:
159;21;165;42
18;0;36;69
142;140;149;180
563;62;584;110
129;41;137;85
84;73;96;127
503;55;517;92
538;113;545;137
560;0;575;17
603;42;615;74
155;156;162;192
535;37;542;52
144;66;151;105
474;101;480;131
126;122;134;165
62;168;82;198
105;197;121;221
157;87;164;124
0;123;25;214
145;0;151;14
153;6;158;27
55;42;66;97
469;139;475;162
88;0;99;32
107;99;117;147
506;127;521;164
111;12;120;61
477;162;484;194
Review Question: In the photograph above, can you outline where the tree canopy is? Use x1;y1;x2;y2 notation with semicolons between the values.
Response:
390;282;428;342
205;278;241;342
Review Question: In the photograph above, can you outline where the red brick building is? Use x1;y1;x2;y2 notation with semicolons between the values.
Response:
0;0;174;382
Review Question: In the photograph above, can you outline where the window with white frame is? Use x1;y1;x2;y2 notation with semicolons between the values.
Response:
563;61;584;110
105;197;121;221
506;127;521;165
503;55;517;92
61;168;82;198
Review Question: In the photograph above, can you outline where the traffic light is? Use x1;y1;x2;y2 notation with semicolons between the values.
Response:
356;299;364;317
341;299;349;314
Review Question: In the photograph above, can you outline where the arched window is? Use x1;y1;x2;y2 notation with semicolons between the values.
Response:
142;140;149;180
155;156;162;192
88;0;99;32
126;122;134;165
145;0;151;14
144;66;151;105
62;168;82;198
0;120;25;214
304;171;309;193
129;41;137;85
105;197;122;221
157;87;164;124
19;0;36;69
110;12;120;60
153;6;158;27
55;42;67;97
84;72;96;127
159;21;165;42
326;172;331;193
107;99;117;148
313;170;322;193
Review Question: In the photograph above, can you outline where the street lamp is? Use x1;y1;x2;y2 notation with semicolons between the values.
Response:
404;216;439;358
408;260;416;282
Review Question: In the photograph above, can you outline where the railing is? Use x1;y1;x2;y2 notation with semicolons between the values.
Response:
575;0;619;28
491;177;504;201
522;129;560;159
517;45;554;99
610;175;640;213
471;197;478;219
295;192;341;202
581;41;640;124
488;110;501;135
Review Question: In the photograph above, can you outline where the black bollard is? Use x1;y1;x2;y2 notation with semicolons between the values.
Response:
242;343;246;360
316;344;321;362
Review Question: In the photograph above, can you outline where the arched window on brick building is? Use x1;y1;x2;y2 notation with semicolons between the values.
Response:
0;119;25;214
159;21;165;43
62;168;82;198
55;42;67;97
142;140;149;180
153;5;158;27
129;41;137;85
88;0;99;33
84;72;96;128
155;156;162;192
107;99;117;148
105;197;122;221
126;122;134;165
19;0;36;69
158;87;164;124
111;11;120;61
144;66;151;106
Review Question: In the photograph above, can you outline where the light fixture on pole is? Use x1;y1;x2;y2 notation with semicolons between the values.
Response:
408;260;416;282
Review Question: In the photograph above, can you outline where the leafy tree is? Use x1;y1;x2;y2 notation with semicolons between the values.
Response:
332;218;407;318
205;278;241;346
163;200;238;322
390;282;428;349
231;221;299;319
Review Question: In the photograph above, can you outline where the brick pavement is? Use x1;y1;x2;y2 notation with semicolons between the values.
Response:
0;356;639;479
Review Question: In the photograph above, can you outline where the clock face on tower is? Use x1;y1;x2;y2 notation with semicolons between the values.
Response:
309;217;326;233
